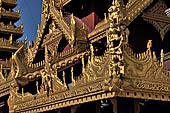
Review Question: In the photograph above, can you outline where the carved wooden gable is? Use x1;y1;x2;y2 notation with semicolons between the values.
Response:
142;0;170;40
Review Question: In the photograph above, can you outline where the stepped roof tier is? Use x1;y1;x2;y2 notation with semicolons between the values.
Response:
0;0;24;111
0;0;17;8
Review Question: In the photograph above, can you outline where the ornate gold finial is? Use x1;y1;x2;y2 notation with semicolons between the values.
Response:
104;0;127;92
160;49;164;66
21;22;23;30
17;8;19;13
0;64;5;81
25;36;27;42
29;41;32;48
71;67;75;86
62;71;66;86
36;81;40;94
9;21;12;26
104;13;107;23
152;51;157;60
70;13;76;48
82;56;85;73
22;88;24;97
38;24;40;30
147;40;152;54
87;55;91;68
90;44;94;55
9;34;13;45
51;0;55;6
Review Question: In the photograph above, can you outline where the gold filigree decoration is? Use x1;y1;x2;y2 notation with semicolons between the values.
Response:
104;0;127;92
142;0;170;40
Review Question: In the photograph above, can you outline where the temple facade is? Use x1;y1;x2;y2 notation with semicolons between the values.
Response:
0;0;170;113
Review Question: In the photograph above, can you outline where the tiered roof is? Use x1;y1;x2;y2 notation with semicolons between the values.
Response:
0;0;24;52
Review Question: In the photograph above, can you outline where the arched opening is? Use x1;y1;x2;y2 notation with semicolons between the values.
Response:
128;16;162;57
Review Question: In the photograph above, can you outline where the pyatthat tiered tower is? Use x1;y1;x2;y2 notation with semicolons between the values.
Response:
0;0;24;112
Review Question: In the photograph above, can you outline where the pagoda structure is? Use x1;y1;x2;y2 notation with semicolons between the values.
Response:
0;0;170;113
0;0;24;112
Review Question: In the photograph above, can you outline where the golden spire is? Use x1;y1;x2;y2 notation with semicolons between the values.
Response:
62;71;66;86
160;49;164;66
9;34;13;45
21;22;23;30
147;40;152;54
22;88;24;97
36;81;40;94
70;13;76;47
17;8;19;13
38;24;40;30
104;13;107;23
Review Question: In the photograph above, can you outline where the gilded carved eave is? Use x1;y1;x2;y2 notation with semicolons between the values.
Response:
54;0;72;8
88;0;155;43
28;0;88;65
0;66;18;97
0;78;17;97
8;0;170;112
121;40;170;99
9;43;170;112
9;50;111;113
126;0;154;25
141;0;170;40
88;19;109;43
0;25;24;37
142;12;170;23
1;12;20;21
30;0;155;61
18;51;89;83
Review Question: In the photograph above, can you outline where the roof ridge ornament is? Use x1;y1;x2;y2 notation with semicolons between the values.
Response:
104;0;128;92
